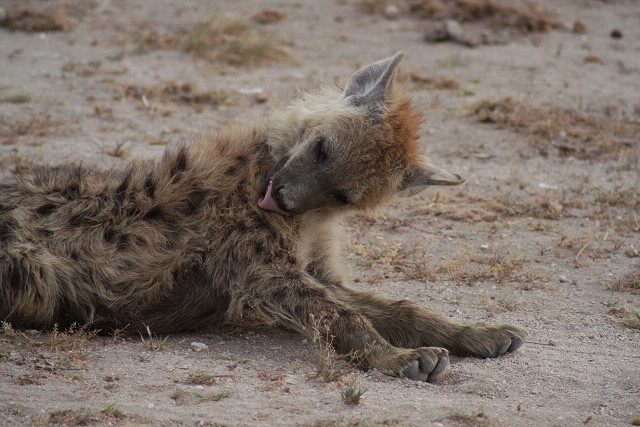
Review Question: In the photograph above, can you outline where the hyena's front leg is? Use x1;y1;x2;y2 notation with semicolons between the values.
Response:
241;266;449;381
332;286;526;358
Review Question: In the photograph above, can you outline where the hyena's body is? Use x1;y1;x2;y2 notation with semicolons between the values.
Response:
0;54;525;381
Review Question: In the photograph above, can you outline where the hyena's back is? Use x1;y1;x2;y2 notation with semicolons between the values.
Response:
0;142;262;332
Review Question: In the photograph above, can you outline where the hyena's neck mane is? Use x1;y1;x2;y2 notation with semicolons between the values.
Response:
190;123;274;197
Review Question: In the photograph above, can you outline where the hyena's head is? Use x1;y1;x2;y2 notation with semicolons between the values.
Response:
259;52;464;216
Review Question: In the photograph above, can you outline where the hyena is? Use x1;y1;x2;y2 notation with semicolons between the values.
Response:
0;53;525;381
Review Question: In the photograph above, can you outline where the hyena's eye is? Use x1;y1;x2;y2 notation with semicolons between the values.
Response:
332;191;350;205
314;138;327;163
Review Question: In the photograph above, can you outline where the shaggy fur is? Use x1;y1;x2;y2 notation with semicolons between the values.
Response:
0;53;525;381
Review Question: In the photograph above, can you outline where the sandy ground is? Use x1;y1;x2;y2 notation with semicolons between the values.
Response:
1;0;639;425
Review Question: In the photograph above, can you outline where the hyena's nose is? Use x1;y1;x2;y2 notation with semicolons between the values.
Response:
274;184;292;210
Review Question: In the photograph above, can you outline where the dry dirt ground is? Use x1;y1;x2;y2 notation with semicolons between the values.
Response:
1;0;640;425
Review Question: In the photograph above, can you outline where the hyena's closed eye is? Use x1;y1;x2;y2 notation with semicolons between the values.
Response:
313;137;328;163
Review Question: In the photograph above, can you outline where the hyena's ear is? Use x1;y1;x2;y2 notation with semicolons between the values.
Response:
397;163;466;197
343;52;403;107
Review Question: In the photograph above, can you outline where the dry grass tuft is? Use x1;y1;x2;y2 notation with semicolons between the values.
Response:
444;408;492;426
123;82;236;112
408;0;565;33
341;383;367;405
0;6;73;32
2;94;32;104
414;192;584;224
359;0;564;33
359;0;390;15
409;71;460;89
170;389;190;406
609;265;640;292
251;9;287;24
101;403;126;419
309;314;350;383
135;16;289;66
0;116;65;145
185;371;218;386
140;325;169;350
472;97;640;159
104;140;130;158
314;339;349;383
182;16;289;65
193;390;234;402
45;323;99;354
431;254;532;285
620;309;640;330
45;408;99;425
594;186;640;209
1;321;99;375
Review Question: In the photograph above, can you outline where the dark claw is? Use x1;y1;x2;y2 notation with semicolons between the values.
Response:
507;336;524;353
427;356;448;382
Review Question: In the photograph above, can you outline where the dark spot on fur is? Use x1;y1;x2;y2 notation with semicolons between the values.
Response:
38;228;53;238
0;220;13;241
114;169;133;203
271;286;287;301
6;261;23;292
183;188;209;215
143;205;164;221
69;212;92;227
117;235;129;250
224;166;237;176
234;222;248;233
63;183;80;199
35;203;57;216
0;201;14;214
254;242;264;254
235;155;248;165
257;140;269;153
284;271;302;282
144;176;156;198
246;273;259;285
103;227;115;244
170;147;188;178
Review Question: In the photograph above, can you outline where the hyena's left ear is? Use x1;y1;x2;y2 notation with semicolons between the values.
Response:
397;163;466;197
343;52;403;107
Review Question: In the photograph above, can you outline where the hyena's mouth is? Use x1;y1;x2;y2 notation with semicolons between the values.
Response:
258;178;289;216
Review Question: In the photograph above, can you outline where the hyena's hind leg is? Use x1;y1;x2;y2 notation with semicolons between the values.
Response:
331;286;526;358
242;265;449;382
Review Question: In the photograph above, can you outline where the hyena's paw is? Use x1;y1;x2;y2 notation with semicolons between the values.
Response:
381;347;449;382
457;324;527;358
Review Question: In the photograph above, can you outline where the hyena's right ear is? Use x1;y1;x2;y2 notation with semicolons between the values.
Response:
397;162;466;197
343;52;403;108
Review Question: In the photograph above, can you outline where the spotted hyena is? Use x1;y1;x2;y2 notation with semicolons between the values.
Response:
0;53;525;381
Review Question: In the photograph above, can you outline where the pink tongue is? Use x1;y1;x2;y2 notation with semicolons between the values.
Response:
258;179;289;216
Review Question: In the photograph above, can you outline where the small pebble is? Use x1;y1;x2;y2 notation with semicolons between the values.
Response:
191;342;209;352
572;20;587;34
444;20;464;41
384;5;400;20
558;275;568;283
610;28;623;39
